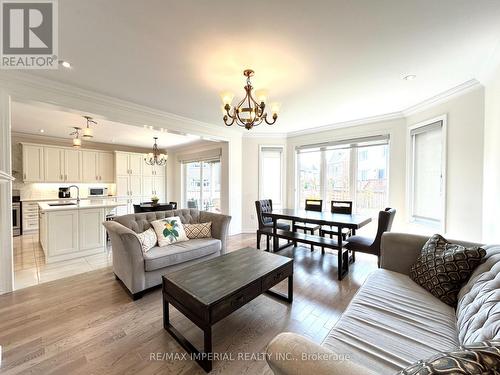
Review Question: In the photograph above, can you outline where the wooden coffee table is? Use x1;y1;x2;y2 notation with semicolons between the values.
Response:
162;247;293;372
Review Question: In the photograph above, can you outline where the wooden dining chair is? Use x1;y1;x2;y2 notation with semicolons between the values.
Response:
294;199;322;251
345;208;396;267
255;199;290;251
320;200;353;254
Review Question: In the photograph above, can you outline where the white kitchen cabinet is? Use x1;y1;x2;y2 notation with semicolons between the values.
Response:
82;150;114;182
44;147;65;182
142;175;154;198
142;165;166;200
65;149;82;182
44;147;82;182
47;210;79;256
115;152;143;176
155;174;166;200
79;208;105;250
81;150;98;182
98;152;114;182
115;153;129;175
116;175;129;197
22;201;40;232
22;144;44;182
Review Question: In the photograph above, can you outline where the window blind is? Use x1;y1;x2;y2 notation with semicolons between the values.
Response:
177;148;222;163
296;134;390;153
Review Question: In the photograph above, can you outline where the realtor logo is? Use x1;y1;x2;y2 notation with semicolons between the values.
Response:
1;0;58;69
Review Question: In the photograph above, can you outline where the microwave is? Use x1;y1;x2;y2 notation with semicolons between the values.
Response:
88;187;108;197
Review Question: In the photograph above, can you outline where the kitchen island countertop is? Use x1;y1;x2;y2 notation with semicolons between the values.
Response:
38;199;126;212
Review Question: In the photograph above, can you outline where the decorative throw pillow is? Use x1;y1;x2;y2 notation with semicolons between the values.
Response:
409;234;486;307
151;217;188;247
136;227;157;253
183;222;212;239
396;341;500;374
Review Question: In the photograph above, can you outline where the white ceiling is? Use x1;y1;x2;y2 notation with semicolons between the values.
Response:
11;101;203;149
26;0;500;133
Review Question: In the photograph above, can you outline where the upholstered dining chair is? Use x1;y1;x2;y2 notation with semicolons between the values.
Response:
294;199;322;251
320;200;353;254
255;199;290;251
345;208;396;267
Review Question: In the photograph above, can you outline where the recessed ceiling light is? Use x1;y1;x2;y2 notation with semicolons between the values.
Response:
39;129;45;133
59;60;72;69
403;74;416;81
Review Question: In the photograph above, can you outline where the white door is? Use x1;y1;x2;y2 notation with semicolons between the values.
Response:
79;208;105;250
129;174;142;197
129;153;143;175
98;152;114;182
81;151;98;182
44;147;64;182
48;210;79;256
116;175;129;197
143;175;154;198
154;175;166;201
23;145;45;182
65;149;81;182
115;152;129;175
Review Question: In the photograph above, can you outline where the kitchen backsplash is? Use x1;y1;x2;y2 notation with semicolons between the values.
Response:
14;182;116;201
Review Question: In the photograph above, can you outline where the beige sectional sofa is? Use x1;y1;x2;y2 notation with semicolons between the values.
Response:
266;232;500;374
103;209;231;299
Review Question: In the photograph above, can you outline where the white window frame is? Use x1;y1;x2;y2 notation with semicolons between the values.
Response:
406;114;447;232
258;145;285;208
182;158;221;209
294;135;390;213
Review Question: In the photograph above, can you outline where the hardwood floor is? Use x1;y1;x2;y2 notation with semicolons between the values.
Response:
1;234;377;374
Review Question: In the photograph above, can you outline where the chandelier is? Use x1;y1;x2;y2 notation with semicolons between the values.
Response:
69;127;82;148
221;69;280;130
82;115;97;138
144;137;168;166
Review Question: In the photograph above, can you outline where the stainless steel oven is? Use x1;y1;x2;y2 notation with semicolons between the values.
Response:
12;199;21;237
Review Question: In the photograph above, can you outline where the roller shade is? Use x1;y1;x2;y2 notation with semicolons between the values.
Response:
296;134;390;153
177;148;222;163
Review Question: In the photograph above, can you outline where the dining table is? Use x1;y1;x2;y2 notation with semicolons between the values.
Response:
262;208;372;280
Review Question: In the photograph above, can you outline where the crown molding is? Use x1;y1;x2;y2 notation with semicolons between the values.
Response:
0;71;243;139
286;111;404;138
402;79;482;117
242;132;288;139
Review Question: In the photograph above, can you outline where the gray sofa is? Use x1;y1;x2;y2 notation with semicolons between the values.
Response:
103;209;231;299
266;232;500;375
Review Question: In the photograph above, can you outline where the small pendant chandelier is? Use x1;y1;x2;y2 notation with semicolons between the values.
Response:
221;69;280;130
69;127;82;148
144;137;168;166
82;115;97;138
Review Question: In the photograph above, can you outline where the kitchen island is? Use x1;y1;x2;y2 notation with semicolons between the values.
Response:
39;199;126;263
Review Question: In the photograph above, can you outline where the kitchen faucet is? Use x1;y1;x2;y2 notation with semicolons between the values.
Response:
68;185;80;203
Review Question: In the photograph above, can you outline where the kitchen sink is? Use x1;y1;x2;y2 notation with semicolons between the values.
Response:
48;203;77;206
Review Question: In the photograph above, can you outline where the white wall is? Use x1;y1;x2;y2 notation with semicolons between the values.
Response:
286;118;407;230
241;136;287;232
482;64;500;243
406;87;485;242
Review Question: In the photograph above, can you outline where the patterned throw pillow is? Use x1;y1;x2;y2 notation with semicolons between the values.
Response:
410;234;486;306
136;228;157;253
151;217;188;247
183;222;212;239
396;341;500;374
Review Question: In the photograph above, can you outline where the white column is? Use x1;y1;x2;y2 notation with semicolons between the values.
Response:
0;89;14;294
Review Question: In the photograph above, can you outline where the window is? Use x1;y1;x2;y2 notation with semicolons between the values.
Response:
409;117;446;229
296;136;389;216
183;159;221;212
259;146;284;208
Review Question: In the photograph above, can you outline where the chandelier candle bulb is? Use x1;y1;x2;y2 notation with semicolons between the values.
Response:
220;91;234;106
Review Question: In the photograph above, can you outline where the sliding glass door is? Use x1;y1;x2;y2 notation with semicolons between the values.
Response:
184;159;221;212
296;137;389;216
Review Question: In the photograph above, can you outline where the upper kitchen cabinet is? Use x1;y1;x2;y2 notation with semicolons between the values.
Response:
116;152;143;176
44;147;82;182
82;150;114;183
22;144;45;182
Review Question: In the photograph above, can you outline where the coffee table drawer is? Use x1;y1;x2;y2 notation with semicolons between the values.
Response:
262;262;293;291
211;280;261;323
